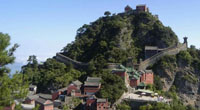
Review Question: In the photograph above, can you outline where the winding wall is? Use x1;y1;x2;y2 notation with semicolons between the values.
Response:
55;43;187;70
138;43;187;70
55;53;89;68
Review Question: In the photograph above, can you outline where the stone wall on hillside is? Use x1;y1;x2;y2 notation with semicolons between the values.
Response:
55;53;89;68
55;42;187;70
139;43;187;70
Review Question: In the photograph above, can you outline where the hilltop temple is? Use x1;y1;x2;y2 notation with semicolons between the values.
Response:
125;4;149;12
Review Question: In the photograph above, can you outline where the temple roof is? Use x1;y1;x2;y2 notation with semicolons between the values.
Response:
84;77;101;86
86;77;101;82
97;98;107;103
38;93;52;100
72;80;82;86
84;82;100;86
27;94;39;100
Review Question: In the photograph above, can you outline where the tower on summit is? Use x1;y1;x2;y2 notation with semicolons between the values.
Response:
136;4;149;12
183;37;188;47
124;4;149;13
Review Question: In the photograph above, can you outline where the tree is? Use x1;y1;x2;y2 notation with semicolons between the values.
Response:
63;105;70;110
139;103;170;110
139;104;152;110
27;55;38;66
97;71;127;104
0;33;28;108
104;11;111;16
186;105;195;110
33;104;40;110
154;75;163;90
22;58;83;92
15;103;22;110
177;51;192;66
0;33;19;76
116;103;131;110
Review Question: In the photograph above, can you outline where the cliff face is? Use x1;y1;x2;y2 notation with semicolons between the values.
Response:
152;50;200;108
160;67;200;107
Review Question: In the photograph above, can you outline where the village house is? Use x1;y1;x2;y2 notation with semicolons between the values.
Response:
84;77;101;95
52;89;64;101
85;96;109;110
67;80;82;96
24;94;39;105
35;98;54;110
52;80;82;100
85;97;97;110
96;99;109;110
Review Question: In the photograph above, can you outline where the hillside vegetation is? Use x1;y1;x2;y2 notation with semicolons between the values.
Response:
62;11;178;65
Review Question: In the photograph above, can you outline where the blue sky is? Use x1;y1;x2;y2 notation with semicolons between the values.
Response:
0;0;199;64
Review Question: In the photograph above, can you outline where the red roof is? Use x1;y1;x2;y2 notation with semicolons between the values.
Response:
86;99;96;106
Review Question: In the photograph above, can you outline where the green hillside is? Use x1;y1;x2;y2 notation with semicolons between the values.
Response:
62;11;178;64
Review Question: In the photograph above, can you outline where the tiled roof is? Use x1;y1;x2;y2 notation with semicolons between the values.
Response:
118;64;142;80
139;70;145;74
86;77;101;82
112;69;126;73
138;82;146;87
84;82;100;86
133;75;140;80
27;94;39;100
119;65;126;69
58;87;68;92
36;98;46;104
97;99;107;103
144;70;153;73
36;98;53;105
72;80;82;86
85;77;101;86
38;93;52;100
